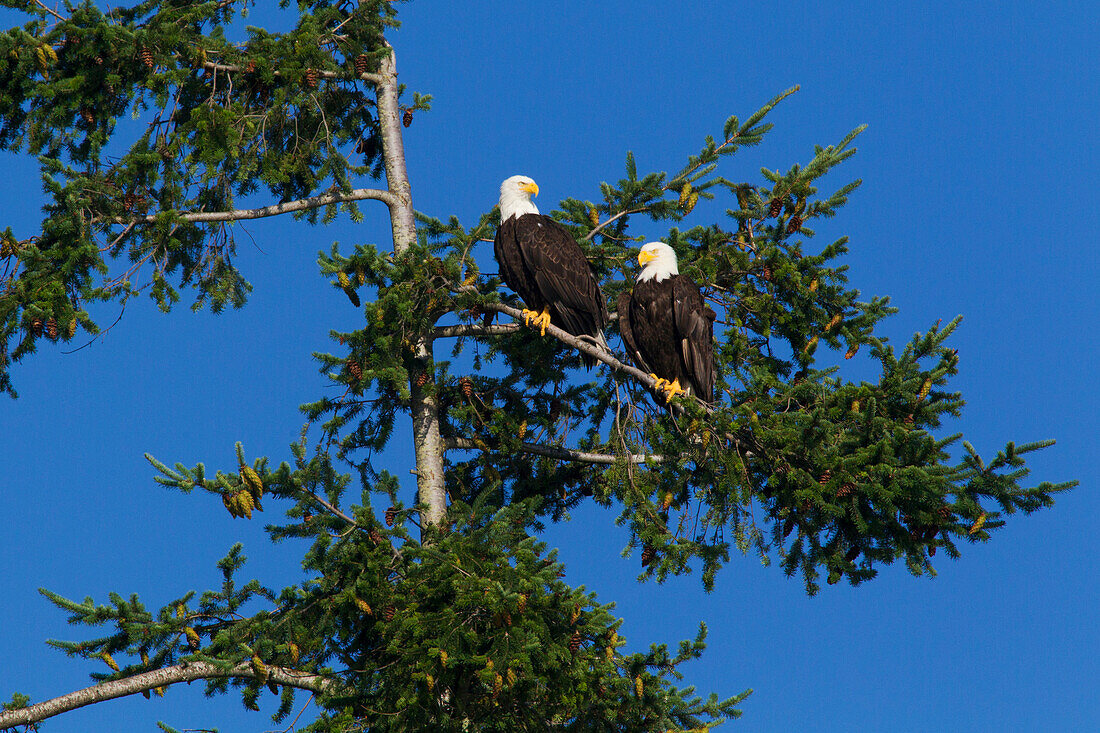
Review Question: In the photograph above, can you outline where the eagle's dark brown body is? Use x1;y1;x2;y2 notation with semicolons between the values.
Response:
494;213;608;358
618;275;716;402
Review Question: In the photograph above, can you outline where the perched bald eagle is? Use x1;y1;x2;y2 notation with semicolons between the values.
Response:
495;175;609;366
618;242;716;402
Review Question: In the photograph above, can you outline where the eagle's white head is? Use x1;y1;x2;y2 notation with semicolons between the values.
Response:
499;175;541;221
636;241;679;282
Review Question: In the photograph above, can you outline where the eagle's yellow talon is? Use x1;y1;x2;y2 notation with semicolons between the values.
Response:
523;307;551;336
662;379;685;403
536;308;551;337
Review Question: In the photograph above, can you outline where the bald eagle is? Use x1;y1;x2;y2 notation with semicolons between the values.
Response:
618;242;716;402
495;175;609;366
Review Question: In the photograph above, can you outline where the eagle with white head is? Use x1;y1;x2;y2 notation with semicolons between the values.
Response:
494;175;609;367
618;241;716;402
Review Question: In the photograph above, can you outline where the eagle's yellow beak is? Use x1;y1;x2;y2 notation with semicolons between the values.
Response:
638;250;657;266
520;181;539;197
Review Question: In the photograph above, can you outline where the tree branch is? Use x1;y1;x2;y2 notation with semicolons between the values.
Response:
446;437;664;465
201;60;383;86
0;662;332;729
583;207;648;242
479;301;714;413
430;322;521;339
105;187;395;226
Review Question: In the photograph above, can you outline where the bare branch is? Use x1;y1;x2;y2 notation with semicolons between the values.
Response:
0;662;333;729
447;437;664;465
105;187;395;226
32;0;67;22
431;322;521;339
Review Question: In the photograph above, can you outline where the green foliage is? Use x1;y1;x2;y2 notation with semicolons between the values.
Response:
0;0;418;395
53;448;750;730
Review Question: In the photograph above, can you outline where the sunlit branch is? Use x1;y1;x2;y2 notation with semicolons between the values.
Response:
104;187;395;226
0;662;333;729
446;436;664;465
478;300;710;411
430;322;521;339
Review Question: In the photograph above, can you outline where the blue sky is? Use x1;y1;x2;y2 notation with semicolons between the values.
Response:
1;1;1097;731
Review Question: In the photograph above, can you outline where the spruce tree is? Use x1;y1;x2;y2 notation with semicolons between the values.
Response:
0;2;1074;731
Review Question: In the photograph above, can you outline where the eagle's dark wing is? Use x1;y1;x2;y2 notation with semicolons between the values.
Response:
494;217;543;311
617;291;650;374
515;214;608;338
671;275;716;402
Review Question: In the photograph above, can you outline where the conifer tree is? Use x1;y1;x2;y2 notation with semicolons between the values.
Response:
0;1;1074;731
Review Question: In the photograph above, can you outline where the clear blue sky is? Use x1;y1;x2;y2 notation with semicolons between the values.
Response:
1;1;1097;731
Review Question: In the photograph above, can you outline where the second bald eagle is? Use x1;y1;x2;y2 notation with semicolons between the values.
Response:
495;175;608;366
618;242;716;402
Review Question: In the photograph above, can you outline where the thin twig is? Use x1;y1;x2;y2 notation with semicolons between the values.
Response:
33;0;67;22
583;207;648;242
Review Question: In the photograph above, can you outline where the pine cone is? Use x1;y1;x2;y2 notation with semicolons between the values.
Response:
640;544;656;568
369;527;385;545
45;318;58;340
845;344;859;360
787;214;803;233
402;109;413;128
304;68;318;88
459;377;474;398
836;483;855;498
383;604;396;621
917;378;932;402
683;192;699;214
346;357;362;381
569;630;582;653
30;317;44;337
968;512;987;535
782;515;796;538
384;506;396;526
415;372;429;388
139;48;154;68
818;470;832;485
844;546;861;562
761;265;773;282
80;108;95;124
354;54;370;75
588;207;599;228
245;60;256;74
768;197;783;218
65;318;76;339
